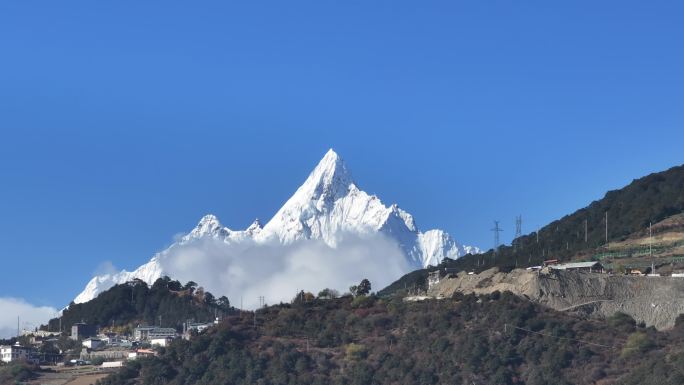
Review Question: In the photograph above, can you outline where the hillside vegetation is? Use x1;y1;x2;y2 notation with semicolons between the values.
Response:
0;361;38;385
95;293;684;385
382;164;684;295
46;277;234;333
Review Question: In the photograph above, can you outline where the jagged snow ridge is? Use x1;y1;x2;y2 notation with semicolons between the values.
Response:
73;149;480;304
73;256;164;304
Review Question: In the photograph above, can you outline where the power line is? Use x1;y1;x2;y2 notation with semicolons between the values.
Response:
505;323;619;349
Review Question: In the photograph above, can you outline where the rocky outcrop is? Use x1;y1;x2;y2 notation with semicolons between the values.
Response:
429;267;684;330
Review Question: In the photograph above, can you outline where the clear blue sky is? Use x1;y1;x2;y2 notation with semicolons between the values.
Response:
1;1;682;307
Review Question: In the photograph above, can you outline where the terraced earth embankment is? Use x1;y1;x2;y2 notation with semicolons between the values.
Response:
428;267;684;329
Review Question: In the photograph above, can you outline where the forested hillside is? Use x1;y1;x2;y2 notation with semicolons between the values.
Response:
96;292;684;385
46;277;234;333
381;164;684;295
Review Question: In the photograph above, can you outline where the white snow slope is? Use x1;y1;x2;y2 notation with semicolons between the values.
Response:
74;149;480;304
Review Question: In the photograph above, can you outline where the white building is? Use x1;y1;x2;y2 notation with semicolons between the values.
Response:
549;261;604;273
82;338;104;350
101;361;124;368
21;329;60;338
182;320;218;340
134;326;176;341
100;334;130;347
150;337;174;347
128;349;157;360
0;344;39;364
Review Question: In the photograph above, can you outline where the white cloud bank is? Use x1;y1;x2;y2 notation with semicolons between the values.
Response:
158;232;412;309
0;298;58;338
2;233;410;338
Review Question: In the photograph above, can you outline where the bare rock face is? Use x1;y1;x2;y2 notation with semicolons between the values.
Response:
429;268;684;330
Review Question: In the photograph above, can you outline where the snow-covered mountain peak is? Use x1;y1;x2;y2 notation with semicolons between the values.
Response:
181;214;227;243
72;149;480;304
388;204;417;232
300;148;354;202
246;218;263;234
198;214;221;228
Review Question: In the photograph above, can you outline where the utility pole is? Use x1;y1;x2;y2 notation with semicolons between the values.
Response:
649;221;653;257
514;216;522;252
605;211;609;245
584;219;588;243
650;221;654;275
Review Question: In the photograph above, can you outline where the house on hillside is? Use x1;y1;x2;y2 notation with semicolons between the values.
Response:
150;337;175;347
128;349;157;360
0;343;39;364
82;338;104;350
134;326;176;341
182;319;220;340
100;333;129;347
71;322;96;341
549;261;604;273
22;329;60;338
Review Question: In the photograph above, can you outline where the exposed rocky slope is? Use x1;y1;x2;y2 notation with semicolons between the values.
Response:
429;268;684;330
382;163;684;296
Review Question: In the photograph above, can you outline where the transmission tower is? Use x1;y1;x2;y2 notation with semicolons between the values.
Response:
491;221;503;253
514;216;522;251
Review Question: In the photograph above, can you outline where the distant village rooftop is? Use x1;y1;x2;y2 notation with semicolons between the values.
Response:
548;261;604;273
